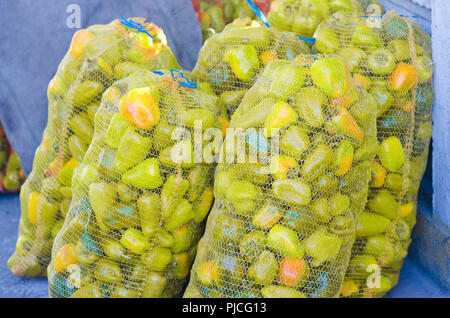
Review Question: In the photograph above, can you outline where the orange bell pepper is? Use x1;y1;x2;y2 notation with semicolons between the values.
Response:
54;244;78;272
278;257;308;287
389;62;418;92
372;160;387;188
119;87;160;130
261;50;277;64
69;30;95;60
331;106;364;142
269;155;299;179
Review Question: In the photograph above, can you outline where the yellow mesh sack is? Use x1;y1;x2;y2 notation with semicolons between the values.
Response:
193;19;311;117
8;18;181;277
47;69;227;298
305;11;433;298
184;55;378;298
268;0;385;38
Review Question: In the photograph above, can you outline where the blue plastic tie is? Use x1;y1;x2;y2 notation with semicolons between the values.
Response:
360;15;383;18
360;15;418;18
151;69;198;89
401;14;418;18
246;0;271;29
170;69;198;89
119;17;154;39
297;35;316;46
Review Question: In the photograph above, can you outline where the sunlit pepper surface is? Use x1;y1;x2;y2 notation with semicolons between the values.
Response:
8;18;181;277
308;11;433;298
184;56;378;298
47;69;227;298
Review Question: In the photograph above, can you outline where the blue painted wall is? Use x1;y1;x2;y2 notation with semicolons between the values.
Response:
431;0;450;229
381;0;431;33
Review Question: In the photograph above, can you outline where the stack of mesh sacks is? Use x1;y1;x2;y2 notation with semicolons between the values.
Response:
9;4;434;299
184;21;379;296
47;69;228;298
8;18;181;277
0;123;25;192
304;11;433;297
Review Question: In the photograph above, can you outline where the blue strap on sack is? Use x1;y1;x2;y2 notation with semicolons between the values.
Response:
246;0;318;56
360;15;418;18
297;35;316;46
119;17;154;39
170;69;197;89
151;69;198;89
246;0;271;29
